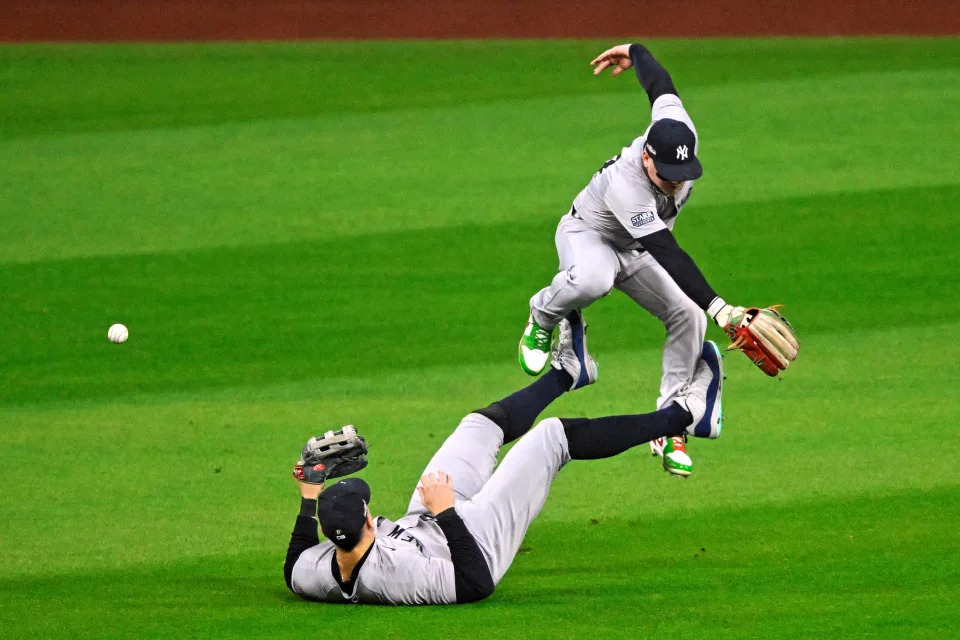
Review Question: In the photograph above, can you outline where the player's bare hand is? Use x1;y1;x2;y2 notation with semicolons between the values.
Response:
591;44;634;76
418;472;455;515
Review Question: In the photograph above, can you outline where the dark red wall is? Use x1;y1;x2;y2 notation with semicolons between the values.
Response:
2;0;958;41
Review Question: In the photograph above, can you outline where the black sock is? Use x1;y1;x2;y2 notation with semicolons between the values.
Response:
562;403;692;460
475;368;572;443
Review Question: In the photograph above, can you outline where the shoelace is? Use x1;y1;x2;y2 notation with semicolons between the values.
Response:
532;326;551;350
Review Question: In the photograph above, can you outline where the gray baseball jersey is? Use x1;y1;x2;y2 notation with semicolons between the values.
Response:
572;94;698;251
290;413;571;604
290;515;457;604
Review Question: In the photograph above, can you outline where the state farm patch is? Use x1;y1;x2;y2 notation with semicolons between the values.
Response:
631;211;655;227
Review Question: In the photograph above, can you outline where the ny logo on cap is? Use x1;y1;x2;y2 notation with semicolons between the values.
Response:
676;145;689;160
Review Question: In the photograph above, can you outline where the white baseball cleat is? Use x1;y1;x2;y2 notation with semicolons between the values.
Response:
551;310;598;390
650;436;693;476
674;341;724;438
519;315;553;376
662;437;692;476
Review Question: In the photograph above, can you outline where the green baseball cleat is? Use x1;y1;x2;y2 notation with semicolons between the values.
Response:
518;315;553;376
662;436;693;477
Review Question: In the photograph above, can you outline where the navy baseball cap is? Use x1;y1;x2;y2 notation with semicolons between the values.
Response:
644;118;703;182
317;478;371;550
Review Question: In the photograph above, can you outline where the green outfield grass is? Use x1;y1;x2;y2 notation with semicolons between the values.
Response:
1;38;959;639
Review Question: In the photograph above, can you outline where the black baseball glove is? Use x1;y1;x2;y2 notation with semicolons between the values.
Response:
292;426;368;485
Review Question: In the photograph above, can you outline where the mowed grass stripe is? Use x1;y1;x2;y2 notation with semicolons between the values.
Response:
2;487;956;640
2;68;958;264
2;323;958;579
2;38;957;141
2;184;958;405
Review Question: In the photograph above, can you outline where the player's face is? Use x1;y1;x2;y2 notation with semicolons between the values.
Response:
642;151;684;195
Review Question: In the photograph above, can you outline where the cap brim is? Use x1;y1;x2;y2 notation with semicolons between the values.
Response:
653;156;703;181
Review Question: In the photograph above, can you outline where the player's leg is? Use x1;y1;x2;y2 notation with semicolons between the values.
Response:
403;412;503;518
406;313;597;517
520;213;619;375
459;345;722;583
615;254;707;476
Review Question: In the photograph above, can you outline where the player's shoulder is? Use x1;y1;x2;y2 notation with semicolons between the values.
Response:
299;539;335;561
605;160;658;206
651;93;685;113
290;541;338;598
650;93;697;137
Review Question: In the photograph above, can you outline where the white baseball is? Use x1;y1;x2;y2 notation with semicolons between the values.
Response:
108;323;129;344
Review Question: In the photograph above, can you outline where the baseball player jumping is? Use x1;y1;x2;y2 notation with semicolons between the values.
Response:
518;43;799;476
285;312;724;605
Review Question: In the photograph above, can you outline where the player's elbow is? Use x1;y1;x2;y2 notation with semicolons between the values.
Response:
453;564;496;604
456;579;495;604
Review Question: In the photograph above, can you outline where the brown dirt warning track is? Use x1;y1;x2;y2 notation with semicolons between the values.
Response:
1;0;958;42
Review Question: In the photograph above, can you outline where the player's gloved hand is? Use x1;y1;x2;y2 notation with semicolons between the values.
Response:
292;425;369;485
707;298;800;376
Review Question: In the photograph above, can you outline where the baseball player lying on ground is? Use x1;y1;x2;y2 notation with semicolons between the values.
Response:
518;42;799;477
284;311;723;605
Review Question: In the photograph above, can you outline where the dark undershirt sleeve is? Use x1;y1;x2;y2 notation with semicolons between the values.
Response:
637;229;718;310
284;498;321;592
435;508;495;603
629;43;678;105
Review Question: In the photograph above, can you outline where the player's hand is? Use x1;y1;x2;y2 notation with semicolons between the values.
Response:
417;472;455;515
296;476;324;500
591;44;634;76
709;302;743;328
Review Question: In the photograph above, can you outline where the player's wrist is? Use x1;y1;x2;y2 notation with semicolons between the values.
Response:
298;479;325;499
299;497;318;518
434;506;459;520
707;297;730;325
427;503;453;516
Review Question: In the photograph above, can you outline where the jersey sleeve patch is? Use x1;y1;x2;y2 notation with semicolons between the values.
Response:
630;210;656;227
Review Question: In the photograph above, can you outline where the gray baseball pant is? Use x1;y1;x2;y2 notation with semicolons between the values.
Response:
405;413;570;584
530;214;706;409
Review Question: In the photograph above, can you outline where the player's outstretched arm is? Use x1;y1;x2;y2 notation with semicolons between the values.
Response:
638;229;801;376
637;229;717;311
591;42;678;105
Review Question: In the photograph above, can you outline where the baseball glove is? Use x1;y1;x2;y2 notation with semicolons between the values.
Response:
293;426;368;485
724;306;799;377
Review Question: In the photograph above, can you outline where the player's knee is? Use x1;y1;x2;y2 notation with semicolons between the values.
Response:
474;403;508;430
567;265;615;300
